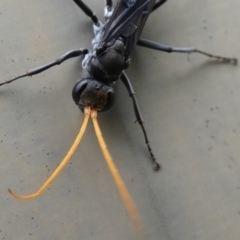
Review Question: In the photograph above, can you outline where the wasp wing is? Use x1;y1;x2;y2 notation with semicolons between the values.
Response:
101;0;156;58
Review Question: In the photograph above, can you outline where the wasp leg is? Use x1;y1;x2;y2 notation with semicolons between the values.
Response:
104;0;114;21
137;38;237;64
0;49;89;87
73;0;99;25
152;0;168;12
120;72;160;171
105;0;113;7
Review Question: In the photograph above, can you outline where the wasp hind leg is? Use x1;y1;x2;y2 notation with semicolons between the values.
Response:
121;72;160;171
73;0;99;26
152;0;168;12
104;0;114;21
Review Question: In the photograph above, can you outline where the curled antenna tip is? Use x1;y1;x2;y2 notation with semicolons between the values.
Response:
8;188;38;200
8;108;90;200
8;188;14;196
8;189;25;200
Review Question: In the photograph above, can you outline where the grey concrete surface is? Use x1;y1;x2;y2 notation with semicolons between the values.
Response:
0;0;240;239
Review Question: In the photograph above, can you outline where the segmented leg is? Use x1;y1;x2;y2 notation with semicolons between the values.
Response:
137;38;237;64
104;0;114;21
152;0;168;12
105;0;113;7
0;49;88;87
73;0;99;25
120;72;160;171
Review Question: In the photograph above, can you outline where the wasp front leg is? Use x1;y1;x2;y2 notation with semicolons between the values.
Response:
121;72;160;171
138;39;237;64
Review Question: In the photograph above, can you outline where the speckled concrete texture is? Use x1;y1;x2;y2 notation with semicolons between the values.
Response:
0;1;240;239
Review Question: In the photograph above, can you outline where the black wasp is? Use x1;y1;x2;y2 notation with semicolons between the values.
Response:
1;0;237;171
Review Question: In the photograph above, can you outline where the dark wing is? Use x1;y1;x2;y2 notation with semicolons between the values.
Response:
101;0;156;58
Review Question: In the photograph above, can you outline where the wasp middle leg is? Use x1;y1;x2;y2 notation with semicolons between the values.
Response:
137;38;237;64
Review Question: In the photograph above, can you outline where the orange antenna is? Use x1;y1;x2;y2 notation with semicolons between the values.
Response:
91;109;145;233
8;106;91;200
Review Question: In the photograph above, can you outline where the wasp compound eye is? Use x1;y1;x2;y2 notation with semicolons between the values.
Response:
100;88;114;112
72;79;88;106
72;79;90;112
72;79;115;112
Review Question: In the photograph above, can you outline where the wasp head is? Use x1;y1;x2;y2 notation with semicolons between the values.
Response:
72;78;115;112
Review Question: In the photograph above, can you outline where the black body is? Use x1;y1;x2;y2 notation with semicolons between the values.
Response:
89;0;156;83
1;0;236;170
